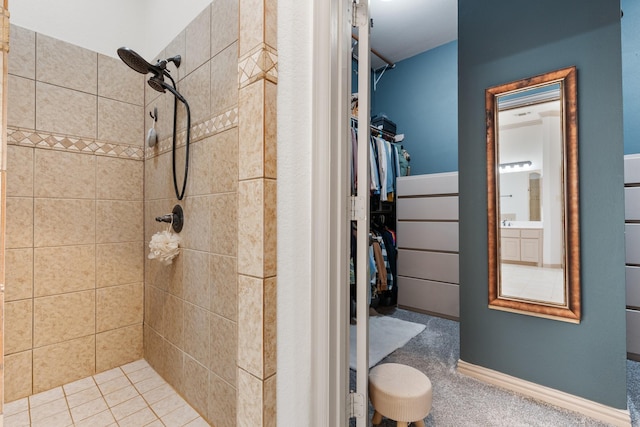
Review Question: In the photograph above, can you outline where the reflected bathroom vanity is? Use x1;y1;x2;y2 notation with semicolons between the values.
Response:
500;224;543;266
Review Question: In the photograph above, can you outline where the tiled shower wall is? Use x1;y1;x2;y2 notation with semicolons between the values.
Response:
143;0;277;425
4;24;145;401
4;0;277;425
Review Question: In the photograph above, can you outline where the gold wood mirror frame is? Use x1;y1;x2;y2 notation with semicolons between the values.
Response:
486;66;580;323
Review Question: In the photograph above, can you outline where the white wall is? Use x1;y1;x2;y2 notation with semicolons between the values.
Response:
9;0;210;58
277;0;314;424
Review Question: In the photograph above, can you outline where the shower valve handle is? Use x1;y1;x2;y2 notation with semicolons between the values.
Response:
155;214;174;223
154;205;184;233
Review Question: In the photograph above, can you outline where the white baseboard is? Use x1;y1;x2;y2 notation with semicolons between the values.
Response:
457;360;631;427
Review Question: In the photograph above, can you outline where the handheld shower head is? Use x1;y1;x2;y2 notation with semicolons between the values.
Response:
148;75;188;104
147;74;167;93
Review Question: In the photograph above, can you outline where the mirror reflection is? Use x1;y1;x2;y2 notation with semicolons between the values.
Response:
486;66;580;323
497;86;564;304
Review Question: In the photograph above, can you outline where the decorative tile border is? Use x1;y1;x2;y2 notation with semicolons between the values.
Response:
238;43;278;89
7;128;145;160
146;106;239;159
8;106;239;161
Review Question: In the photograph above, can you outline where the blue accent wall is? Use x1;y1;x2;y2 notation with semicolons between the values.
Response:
622;0;640;154
459;0;627;409
371;41;458;175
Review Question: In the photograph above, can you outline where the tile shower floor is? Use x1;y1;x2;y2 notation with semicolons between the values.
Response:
4;359;210;427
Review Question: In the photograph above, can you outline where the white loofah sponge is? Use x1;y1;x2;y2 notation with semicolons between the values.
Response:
148;230;181;265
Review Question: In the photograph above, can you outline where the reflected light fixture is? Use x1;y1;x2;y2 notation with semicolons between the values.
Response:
499;160;532;173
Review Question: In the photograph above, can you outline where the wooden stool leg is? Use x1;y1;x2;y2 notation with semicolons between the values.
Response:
372;410;383;425
396;422;409;427
414;420;426;427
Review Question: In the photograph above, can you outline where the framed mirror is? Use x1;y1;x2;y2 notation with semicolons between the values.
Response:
486;66;580;323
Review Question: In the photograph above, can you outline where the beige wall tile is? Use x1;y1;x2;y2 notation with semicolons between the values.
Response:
239;0;265;57
237;368;262;426
34;198;95;247
36;34;97;94
183;249;211;308
5;350;33;402
5;197;33;249
164;294;184;348
185;5;212;76
96;200;143;243
211;0;239;57
237;179;263;277
34;245;95;297
35;82;97;139
96;325;143;373
96;242;144;288
264;277;276;378
263;179;277;277
208;372;236;427
9;25;36;79
210;254;237;321
238;81;264;180
211;42;238;117
5;299;33;354
212;128;239;194
265;0;276;50
98;97;144;146
98;54;144;106
188;133;237;199
34;150;96;199
96;283;144;332
143;325;165;375
180;59;211;126
5;248;34;301
163;341;185;396
210;313;237;386
184;356;209;418
237;274;263;378
33;336;95;394
144;152;173;201
264;374;276;427
8;75;35;129
264;81;277;179
96;156;143;201
145;285;166;335
211;193;237;258
187;136;215;196
184;303;211;367
6;145;34;197
182;196;212;252
33;291;95;347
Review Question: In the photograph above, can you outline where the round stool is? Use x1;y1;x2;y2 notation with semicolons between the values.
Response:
368;363;432;427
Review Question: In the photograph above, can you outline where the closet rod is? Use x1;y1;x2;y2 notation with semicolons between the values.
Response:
351;34;395;68
351;116;396;140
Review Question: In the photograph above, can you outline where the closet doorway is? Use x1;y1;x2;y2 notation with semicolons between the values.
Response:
346;1;458;426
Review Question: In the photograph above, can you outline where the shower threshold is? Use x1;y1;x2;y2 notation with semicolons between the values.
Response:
4;359;209;427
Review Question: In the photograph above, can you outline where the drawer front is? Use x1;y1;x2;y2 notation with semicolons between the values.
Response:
501;228;520;238
521;229;542;238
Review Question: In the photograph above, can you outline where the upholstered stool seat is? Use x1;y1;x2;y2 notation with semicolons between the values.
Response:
368;363;432;427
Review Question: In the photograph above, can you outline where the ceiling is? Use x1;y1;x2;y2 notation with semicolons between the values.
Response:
365;0;458;70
